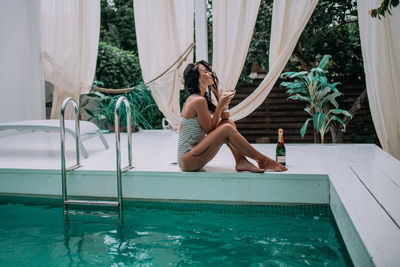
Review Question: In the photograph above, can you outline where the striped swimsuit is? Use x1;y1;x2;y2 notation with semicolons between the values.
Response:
177;116;205;166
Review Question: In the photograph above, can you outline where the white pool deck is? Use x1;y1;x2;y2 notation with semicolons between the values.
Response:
0;128;399;266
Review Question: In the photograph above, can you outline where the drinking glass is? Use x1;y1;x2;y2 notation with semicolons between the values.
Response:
220;89;236;96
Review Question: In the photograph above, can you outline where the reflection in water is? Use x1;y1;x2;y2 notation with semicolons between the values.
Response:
63;207;127;265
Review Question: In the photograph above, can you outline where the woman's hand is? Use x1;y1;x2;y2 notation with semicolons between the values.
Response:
221;110;230;120
218;93;234;110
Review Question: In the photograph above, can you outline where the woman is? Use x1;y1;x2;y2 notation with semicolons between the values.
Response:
177;61;287;173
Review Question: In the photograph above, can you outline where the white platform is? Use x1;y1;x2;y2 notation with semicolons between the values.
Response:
0;120;109;158
0;129;399;267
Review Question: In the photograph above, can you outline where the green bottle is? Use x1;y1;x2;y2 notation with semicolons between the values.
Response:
276;128;286;166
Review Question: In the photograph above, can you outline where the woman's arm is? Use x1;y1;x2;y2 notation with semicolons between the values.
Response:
211;80;232;120
193;97;218;133
221;110;230;120
209;102;224;131
194;95;233;134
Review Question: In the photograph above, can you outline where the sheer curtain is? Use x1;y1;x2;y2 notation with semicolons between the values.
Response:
212;0;261;93
229;0;319;121
40;0;100;119
0;0;45;122
134;0;194;130
357;0;400;160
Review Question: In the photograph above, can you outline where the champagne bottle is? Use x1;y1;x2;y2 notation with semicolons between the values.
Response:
276;128;286;166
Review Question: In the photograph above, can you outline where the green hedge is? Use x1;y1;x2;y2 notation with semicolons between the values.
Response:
95;42;143;88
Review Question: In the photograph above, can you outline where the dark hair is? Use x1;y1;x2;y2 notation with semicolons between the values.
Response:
183;60;217;112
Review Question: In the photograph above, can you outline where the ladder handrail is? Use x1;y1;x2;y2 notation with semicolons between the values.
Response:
60;97;81;203
114;96;133;219
60;96;132;225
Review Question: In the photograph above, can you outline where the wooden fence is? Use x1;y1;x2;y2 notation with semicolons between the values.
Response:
231;78;377;144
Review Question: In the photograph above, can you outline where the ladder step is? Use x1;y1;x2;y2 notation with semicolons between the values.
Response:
64;199;119;207
121;165;134;173
66;164;81;172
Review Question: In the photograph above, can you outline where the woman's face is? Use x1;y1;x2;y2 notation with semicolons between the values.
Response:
197;64;214;88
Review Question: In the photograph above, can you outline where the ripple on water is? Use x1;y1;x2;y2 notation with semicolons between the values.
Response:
0;202;353;266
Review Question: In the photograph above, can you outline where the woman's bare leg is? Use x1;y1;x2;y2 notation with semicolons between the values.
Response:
226;142;264;172
219;119;264;173
180;123;287;172
180;134;223;171
220;123;286;171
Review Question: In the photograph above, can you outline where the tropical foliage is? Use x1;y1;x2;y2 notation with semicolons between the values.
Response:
280;55;352;143
84;85;163;131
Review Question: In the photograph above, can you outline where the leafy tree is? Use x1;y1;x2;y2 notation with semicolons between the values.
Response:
370;0;399;18
240;0;273;82
100;0;137;51
294;1;362;77
241;0;362;79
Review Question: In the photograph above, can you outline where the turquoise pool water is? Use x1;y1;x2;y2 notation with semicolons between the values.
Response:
0;199;352;266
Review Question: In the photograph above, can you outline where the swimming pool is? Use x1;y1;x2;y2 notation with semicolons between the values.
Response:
0;198;353;266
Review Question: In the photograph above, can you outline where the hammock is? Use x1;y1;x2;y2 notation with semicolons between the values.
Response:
91;43;194;94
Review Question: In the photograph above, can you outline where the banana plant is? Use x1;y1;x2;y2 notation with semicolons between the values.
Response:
280;55;352;143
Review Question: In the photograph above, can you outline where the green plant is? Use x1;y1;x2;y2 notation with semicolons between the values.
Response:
280;55;352;143
95;42;142;89
83;85;164;131
370;0;399;18
82;91;114;130
113;85;163;130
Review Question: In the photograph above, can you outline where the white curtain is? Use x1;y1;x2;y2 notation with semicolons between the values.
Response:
40;0;100;119
134;0;194;130
0;0;45;123
357;0;400;160
212;0;261;93
230;0;319;121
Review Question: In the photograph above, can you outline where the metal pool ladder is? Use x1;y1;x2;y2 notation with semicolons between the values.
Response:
60;97;133;222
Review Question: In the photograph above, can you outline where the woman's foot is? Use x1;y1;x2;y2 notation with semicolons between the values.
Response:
236;157;265;173
258;157;287;172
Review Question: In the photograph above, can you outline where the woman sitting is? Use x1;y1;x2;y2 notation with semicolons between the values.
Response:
177;60;287;173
